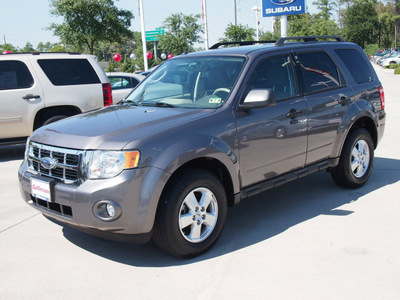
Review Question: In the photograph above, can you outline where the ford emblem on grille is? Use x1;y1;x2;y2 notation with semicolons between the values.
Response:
40;157;57;170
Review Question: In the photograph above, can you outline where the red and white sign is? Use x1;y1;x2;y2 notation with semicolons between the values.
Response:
31;178;51;202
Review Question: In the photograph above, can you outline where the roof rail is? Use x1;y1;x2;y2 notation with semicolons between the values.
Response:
1;52;81;55
275;35;345;46
210;40;275;49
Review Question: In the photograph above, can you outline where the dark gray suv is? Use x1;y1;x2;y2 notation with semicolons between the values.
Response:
18;36;386;258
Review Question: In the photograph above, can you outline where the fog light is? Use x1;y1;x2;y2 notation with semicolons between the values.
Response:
106;203;115;218
93;200;121;221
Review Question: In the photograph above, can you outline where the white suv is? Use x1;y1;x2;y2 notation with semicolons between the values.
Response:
0;53;112;144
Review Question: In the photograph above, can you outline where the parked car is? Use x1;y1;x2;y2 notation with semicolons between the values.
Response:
18;36;386;258
371;50;390;63
106;72;145;103
381;53;400;67
136;65;159;77
0;52;112;145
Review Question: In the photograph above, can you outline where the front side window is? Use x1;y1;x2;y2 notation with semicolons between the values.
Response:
246;55;297;101
38;59;100;86
0;60;34;90
297;51;340;93
125;56;246;109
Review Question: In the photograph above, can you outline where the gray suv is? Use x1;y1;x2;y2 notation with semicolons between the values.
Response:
18;36;386;258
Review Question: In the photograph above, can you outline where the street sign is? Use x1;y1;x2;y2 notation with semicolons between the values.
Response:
145;28;165;42
262;0;305;17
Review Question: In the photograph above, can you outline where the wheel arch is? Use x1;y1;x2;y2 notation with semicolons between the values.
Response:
345;116;378;150
160;157;237;208
34;105;82;130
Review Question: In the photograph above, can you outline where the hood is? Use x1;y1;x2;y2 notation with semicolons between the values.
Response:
30;105;214;150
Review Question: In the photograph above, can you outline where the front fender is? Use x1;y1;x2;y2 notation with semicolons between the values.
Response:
150;134;240;195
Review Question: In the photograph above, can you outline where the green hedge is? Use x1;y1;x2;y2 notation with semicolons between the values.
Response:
394;67;400;75
389;63;399;69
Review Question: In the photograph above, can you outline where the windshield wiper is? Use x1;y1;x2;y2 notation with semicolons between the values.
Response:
118;99;138;106
142;101;177;108
155;102;176;108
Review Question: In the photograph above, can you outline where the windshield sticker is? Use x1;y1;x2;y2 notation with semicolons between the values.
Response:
209;97;222;104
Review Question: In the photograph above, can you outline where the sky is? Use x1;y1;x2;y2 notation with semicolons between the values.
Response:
0;0;315;50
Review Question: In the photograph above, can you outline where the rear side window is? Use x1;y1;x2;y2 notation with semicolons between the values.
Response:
0;60;34;90
335;49;375;84
297;51;340;93
38;59;100;86
109;76;139;90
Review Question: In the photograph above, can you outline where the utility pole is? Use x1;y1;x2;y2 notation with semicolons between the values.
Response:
138;0;148;71
3;35;6;45
252;6;261;41
202;0;209;50
234;0;237;26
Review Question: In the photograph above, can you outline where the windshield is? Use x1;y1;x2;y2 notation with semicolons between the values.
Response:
125;56;246;109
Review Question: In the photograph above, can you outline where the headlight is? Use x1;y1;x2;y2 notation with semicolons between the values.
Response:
83;150;140;179
24;138;32;161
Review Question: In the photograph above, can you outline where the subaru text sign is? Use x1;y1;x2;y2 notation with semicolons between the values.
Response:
262;0;305;17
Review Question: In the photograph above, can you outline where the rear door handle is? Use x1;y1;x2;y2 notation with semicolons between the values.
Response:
22;94;41;101
338;96;350;105
286;109;302;119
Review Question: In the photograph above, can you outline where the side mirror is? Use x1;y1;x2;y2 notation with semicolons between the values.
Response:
239;89;276;111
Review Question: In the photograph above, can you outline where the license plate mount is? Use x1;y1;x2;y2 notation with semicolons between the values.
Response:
31;177;54;202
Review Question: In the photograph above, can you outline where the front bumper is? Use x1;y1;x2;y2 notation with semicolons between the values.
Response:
18;160;169;244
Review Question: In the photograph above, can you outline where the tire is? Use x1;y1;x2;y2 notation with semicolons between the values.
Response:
153;169;227;258
331;128;374;189
42;115;69;126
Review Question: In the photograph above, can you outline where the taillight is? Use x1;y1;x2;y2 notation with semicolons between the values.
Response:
378;86;385;110
102;83;113;106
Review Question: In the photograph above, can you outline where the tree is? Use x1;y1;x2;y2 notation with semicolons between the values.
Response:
21;42;36;52
288;13;340;36
0;43;18;53
342;0;379;48
219;23;255;43
158;13;203;55
49;0;134;54
313;0;336;20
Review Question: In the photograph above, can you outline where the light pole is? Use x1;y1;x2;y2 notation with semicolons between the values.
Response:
252;6;261;41
138;0;148;71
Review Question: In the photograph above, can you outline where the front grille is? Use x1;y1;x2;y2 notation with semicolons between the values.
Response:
30;195;73;217
28;142;83;183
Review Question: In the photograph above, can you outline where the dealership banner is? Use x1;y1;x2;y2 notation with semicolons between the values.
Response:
262;0;305;17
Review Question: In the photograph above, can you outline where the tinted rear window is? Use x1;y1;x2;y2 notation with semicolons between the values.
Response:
38;59;100;86
335;49;375;84
0;60;34;90
297;51;340;93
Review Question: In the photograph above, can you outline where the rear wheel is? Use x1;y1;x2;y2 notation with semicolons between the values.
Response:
331;128;374;189
153;169;227;258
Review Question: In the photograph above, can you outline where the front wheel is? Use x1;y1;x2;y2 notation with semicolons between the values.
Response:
331;128;374;189
153;170;227;258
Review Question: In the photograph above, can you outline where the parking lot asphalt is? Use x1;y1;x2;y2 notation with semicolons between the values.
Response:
1;64;399;299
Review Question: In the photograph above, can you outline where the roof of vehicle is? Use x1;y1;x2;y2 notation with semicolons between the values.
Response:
0;52;96;59
181;35;356;58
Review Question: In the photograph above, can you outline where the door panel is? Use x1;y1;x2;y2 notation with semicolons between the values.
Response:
295;51;353;164
0;58;44;139
235;54;308;188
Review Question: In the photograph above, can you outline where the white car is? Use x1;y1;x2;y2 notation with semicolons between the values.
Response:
0;52;112;144
106;72;145;103
381;54;400;67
